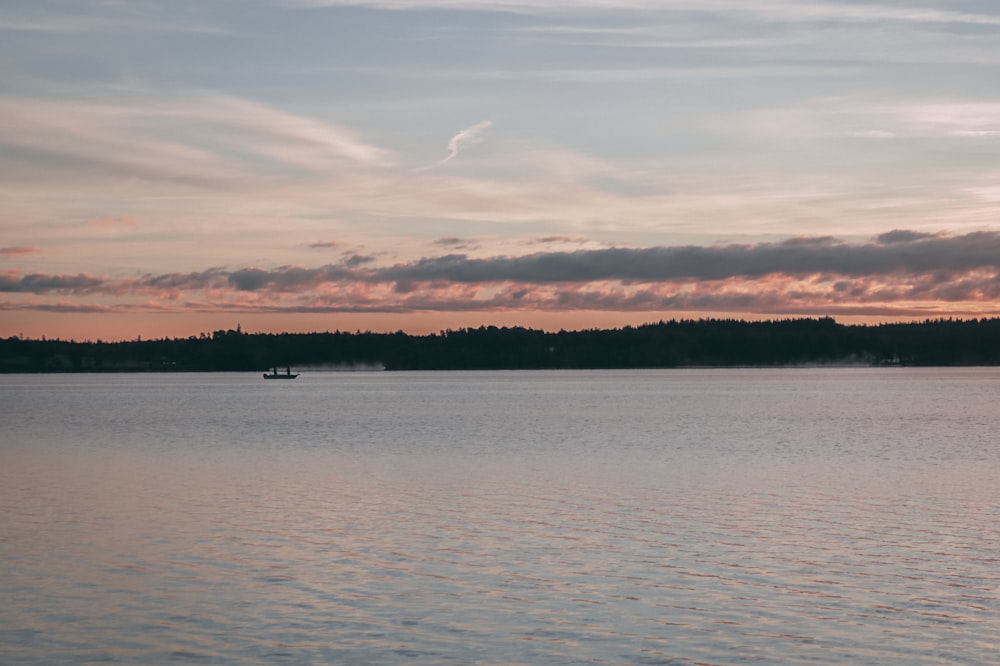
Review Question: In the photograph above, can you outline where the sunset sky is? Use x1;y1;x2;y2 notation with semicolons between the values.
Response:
3;0;1000;340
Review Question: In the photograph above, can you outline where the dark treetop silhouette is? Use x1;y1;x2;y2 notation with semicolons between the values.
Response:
4;317;1000;372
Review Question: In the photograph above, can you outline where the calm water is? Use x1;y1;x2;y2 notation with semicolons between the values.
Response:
2;369;999;664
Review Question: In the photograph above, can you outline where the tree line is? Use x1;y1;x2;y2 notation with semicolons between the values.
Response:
3;317;1000;372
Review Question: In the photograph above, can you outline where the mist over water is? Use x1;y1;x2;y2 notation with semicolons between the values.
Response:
2;369;999;664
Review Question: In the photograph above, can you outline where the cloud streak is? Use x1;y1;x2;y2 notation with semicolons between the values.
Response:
285;1;1000;27
447;120;492;161
0;246;41;256
5;231;1000;320
373;232;1000;283
0;94;393;192
424;120;493;169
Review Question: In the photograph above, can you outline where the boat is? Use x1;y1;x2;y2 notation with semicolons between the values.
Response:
263;366;299;379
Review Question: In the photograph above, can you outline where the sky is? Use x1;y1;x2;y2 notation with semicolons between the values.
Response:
3;0;1000;340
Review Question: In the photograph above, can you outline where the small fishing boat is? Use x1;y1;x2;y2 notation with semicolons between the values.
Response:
263;366;299;379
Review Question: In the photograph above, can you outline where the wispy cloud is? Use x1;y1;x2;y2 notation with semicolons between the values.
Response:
3;87;994;265
423;120;493;169
447;121;493;161
0;94;394;193
520;235;593;247
751;100;1000;142
284;0;1000;26
432;237;480;250
0;2;228;34
0;246;41;256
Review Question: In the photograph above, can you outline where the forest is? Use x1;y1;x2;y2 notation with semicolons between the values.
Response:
3;317;1000;372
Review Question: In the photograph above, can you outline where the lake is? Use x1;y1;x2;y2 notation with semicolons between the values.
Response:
2;369;998;664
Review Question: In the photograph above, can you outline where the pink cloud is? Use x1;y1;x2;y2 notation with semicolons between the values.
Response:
4;230;1000;323
0;246;41;256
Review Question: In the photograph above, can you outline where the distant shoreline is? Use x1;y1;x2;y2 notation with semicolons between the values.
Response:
4;317;1000;372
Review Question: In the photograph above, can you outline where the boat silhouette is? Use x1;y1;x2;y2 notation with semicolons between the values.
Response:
263;366;299;379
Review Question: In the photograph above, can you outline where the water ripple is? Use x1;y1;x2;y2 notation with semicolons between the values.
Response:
2;370;1000;664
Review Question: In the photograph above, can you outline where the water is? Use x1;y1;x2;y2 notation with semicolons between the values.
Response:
2;369;998;664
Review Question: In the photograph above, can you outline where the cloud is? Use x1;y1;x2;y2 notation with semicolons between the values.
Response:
373;231;1000;284
283;1;1000;27
0;94;394;194
875;229;940;244
1;89;992;246
5;230;1000;321
432;237;480;250
8;229;1000;292
0;246;41;256
447;120;493;161
343;253;377;267
0;270;106;293
134;268;229;291
522;235;592;246
424;120;493;169
226;265;358;292
0;3;228;34
740;101;1000;143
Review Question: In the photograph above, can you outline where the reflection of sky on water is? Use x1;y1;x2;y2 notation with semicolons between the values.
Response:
2;370;999;663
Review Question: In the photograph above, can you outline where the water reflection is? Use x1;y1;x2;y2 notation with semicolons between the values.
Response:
1;370;999;664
